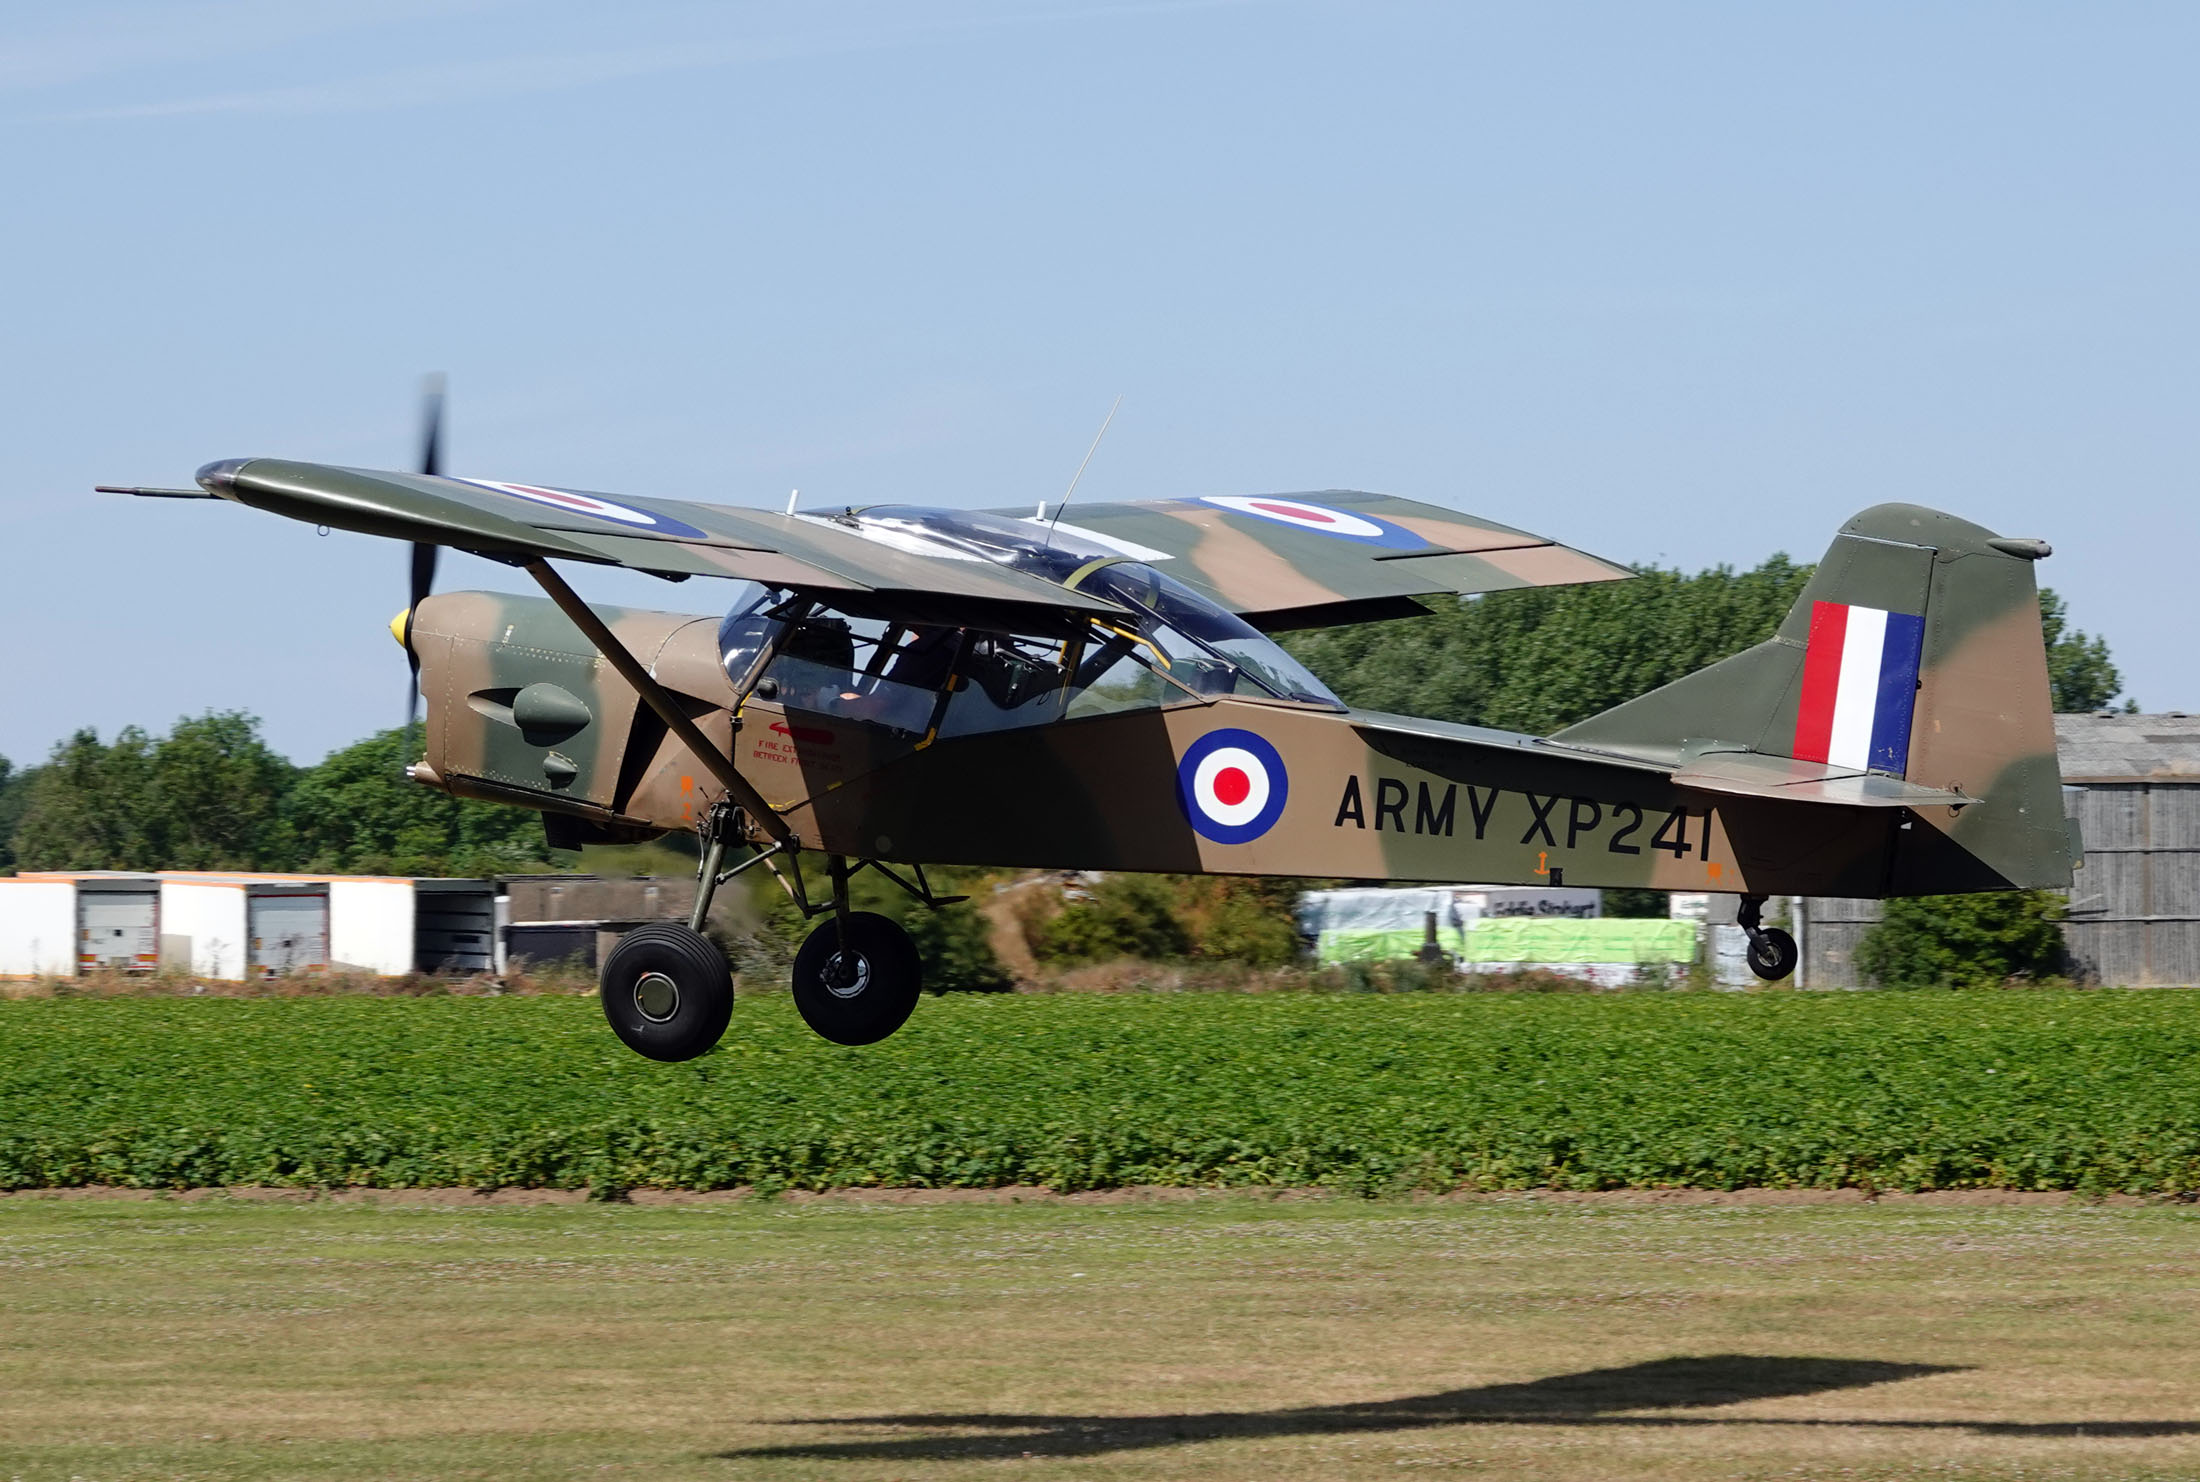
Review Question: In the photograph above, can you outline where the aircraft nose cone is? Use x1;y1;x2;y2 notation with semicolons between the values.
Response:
195;458;248;495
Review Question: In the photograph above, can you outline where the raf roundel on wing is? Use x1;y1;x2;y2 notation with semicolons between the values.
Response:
454;477;710;540
1198;494;1427;551
1176;728;1290;844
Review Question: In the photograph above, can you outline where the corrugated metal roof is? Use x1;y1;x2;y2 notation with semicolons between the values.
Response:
2055;713;2200;783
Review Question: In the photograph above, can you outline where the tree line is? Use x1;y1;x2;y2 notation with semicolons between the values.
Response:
0;721;544;878
1280;568;2126;732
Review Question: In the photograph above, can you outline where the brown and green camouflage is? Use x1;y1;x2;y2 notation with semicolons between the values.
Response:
113;458;2073;902
346;466;2069;901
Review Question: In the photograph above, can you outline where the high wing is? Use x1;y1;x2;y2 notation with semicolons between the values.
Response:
191;458;1123;632
982;490;1631;629
179;461;1630;634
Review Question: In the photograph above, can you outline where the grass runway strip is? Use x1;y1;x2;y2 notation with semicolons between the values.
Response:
3;1197;2199;1481
4;990;2200;1193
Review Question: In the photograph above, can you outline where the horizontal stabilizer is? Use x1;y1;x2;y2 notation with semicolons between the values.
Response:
1666;751;1970;809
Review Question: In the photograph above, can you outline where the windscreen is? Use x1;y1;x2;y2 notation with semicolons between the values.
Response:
716;581;784;689
1070;563;1342;708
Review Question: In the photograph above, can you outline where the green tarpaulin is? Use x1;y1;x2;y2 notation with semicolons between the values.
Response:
1315;918;1696;966
1317;927;1462;963
1459;918;1697;965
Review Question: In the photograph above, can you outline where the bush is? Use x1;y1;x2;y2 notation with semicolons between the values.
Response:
1196;893;1302;967
1854;890;2067;989
903;901;1013;993
1033;875;1193;963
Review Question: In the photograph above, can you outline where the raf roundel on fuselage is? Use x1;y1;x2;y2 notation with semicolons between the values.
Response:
1176;727;1290;844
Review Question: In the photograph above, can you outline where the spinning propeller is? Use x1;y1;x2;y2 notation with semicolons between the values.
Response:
400;374;446;772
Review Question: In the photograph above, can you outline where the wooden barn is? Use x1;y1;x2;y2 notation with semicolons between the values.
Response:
1799;713;2200;987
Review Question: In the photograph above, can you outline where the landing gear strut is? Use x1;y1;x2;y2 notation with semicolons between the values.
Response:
1738;894;1798;982
603;796;947;1053
789;855;922;1045
792;909;921;1045
750;846;949;1046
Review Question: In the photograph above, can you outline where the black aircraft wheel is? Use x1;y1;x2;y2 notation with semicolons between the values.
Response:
599;922;734;1062
1746;927;1799;982
792;911;922;1046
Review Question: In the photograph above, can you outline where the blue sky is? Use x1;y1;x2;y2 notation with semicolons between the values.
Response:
4;0;2193;766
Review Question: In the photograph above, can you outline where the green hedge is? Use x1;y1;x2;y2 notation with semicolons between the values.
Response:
3;990;2198;1195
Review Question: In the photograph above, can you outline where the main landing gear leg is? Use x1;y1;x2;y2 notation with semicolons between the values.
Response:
1738;894;1798;982
791;854;922;1046
686;826;730;927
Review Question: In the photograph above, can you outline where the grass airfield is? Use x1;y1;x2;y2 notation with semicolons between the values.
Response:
4;1194;2199;1481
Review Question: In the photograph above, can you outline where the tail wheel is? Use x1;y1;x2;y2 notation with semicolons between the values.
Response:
792;911;922;1046
599;922;734;1061
1746;927;1799;982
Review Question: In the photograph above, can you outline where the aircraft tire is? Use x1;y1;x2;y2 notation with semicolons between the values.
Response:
792;912;922;1046
1746;927;1799;982
599;922;735;1062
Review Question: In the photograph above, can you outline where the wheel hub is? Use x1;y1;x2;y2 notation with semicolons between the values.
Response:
633;970;681;1022
822;951;872;999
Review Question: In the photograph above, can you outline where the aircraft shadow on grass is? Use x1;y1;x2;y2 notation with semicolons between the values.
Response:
719;1354;2200;1463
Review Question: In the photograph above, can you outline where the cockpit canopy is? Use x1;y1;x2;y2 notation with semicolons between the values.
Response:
715;506;1341;741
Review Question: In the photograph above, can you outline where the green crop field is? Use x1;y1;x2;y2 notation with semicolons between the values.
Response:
3;989;2200;1195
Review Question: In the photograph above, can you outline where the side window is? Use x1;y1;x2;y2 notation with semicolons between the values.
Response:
1062;632;1170;718
759;608;1215;743
941;626;1183;736
937;635;1076;739
760;617;951;737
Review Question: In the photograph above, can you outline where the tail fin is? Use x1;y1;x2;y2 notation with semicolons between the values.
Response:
1554;504;2072;893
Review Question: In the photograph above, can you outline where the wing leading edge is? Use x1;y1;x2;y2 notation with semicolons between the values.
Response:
190;458;1123;631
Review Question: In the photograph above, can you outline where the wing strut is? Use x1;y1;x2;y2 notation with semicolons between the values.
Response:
523;558;794;847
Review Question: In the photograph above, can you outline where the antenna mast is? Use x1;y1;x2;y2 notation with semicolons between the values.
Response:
1042;395;1122;549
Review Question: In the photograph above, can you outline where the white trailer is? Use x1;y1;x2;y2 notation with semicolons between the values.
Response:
1;872;496;980
0;881;76;977
159;878;249;978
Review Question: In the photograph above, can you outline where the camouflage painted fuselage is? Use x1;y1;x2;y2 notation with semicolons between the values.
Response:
407;503;2072;898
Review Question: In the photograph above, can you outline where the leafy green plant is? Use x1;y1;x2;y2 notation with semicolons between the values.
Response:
0;756;27;873
11;713;297;872
901;900;1013;993
8;987;2197;1195
286;728;549;877
1855;891;2068;989
2039;588;2126;712
1282;558;1814;734
1032;875;1193;963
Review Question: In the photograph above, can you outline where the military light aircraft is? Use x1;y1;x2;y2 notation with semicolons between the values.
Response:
106;389;2074;1059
